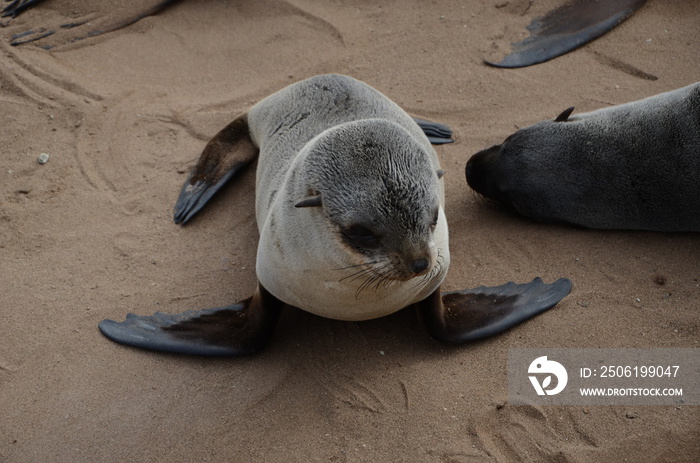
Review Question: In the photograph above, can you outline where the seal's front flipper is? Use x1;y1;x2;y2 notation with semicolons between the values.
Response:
418;278;572;343
98;285;284;356
413;117;454;145
485;0;647;68
174;113;258;224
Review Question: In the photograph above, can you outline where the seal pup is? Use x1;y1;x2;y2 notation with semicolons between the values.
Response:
466;82;700;231
98;74;571;356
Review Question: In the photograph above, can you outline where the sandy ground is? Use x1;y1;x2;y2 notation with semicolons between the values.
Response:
1;0;698;461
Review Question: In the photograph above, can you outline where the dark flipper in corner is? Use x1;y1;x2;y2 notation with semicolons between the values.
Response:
2;0;45;18
98;285;285;356
486;0;647;68
413;117;454;145
418;278;572;343
174;113;258;224
6;0;179;47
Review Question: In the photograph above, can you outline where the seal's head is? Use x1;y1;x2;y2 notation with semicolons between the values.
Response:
465;108;584;223
297;119;447;289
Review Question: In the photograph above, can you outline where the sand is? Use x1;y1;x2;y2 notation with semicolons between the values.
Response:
1;0;698;461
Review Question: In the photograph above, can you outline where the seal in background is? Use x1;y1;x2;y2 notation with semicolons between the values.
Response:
467;82;700;231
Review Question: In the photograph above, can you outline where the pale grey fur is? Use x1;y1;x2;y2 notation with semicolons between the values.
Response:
248;74;441;223
247;74;448;319
467;82;700;231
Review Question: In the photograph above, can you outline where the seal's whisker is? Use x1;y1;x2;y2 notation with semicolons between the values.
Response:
352;270;384;285
410;271;431;291
358;270;380;290
334;261;379;271
356;271;384;298
341;266;375;283
339;261;390;283
436;249;445;264
376;272;396;292
383;274;396;289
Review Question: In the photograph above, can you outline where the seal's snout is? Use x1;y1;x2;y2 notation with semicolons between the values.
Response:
466;145;499;197
465;156;475;180
412;258;430;275
389;252;433;281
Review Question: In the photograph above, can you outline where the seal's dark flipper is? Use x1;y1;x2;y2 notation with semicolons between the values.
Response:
485;0;647;68
174;113;258;224
419;278;572;343
413;117;454;145
98;285;285;356
173;168;244;225
6;0;178;47
2;0;44;18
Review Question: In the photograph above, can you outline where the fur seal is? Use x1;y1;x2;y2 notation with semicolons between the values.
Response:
466;82;700;231
98;74;571;356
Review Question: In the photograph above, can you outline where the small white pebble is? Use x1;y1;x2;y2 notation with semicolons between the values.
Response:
38;153;50;164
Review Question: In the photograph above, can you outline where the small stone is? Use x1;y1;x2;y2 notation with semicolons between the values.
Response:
38;153;50;164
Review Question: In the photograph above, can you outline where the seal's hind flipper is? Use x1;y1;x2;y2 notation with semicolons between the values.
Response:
6;0;178;47
2;0;44;18
413;117;454;145
419;278;572;343
98;286;284;356
485;0;647;68
174;113;258;224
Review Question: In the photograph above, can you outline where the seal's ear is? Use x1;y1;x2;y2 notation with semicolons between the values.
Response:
555;107;575;122
436;169;445;179
295;195;323;208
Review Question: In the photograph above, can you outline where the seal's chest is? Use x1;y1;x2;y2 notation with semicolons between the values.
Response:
255;247;445;321
269;269;443;321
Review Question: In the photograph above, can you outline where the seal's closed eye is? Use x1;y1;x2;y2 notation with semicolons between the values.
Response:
343;224;383;249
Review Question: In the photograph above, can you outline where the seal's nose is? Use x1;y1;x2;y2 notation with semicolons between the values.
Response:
412;258;430;275
465;157;474;179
